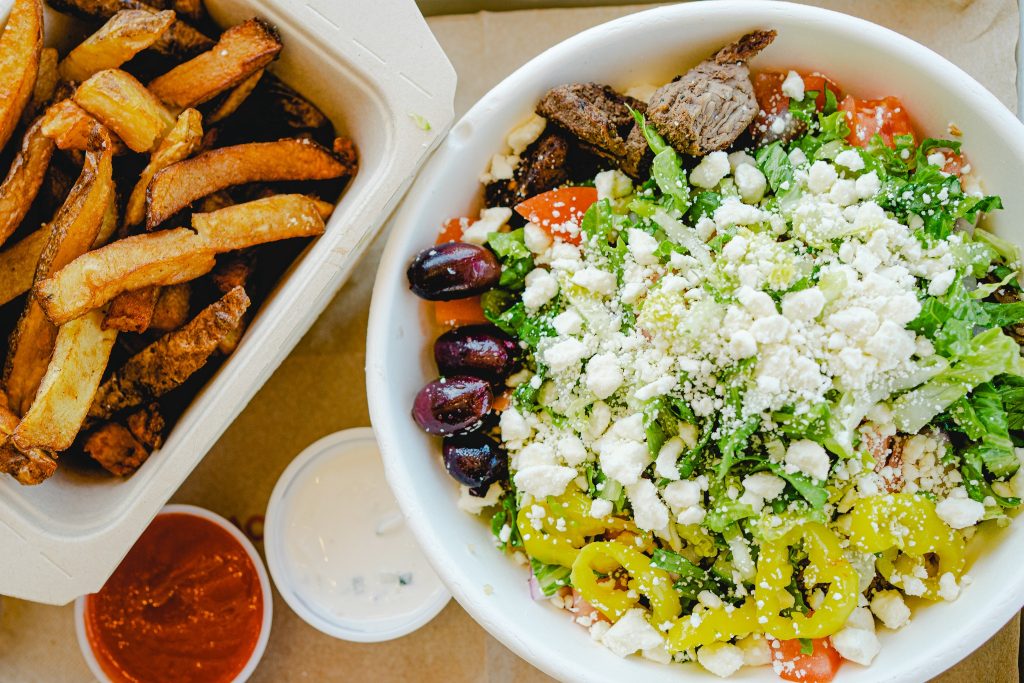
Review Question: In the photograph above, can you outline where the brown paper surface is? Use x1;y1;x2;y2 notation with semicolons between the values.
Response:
0;2;1019;682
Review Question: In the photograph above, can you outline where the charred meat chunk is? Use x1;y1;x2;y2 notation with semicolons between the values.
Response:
647;30;776;156
536;83;649;178
485;130;570;208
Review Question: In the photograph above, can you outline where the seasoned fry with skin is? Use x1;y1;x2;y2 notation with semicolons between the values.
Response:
0;228;48;308
126;402;165;449
207;68;263;124
59;9;175;82
22;47;57;125
0;397;56;484
46;0;213;59
84;420;148;476
12;308;118;452
40;99;127;153
145;138;352;228
74;69;175;152
0;117;55;247
4;131;114;415
104;286;160;332
37;194;326;324
149;283;190;331
90;286;250;419
125;108;202;228
148;19;282;110
0;0;43;153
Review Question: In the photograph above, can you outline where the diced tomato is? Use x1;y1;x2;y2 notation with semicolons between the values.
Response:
802;72;842;110
770;638;843;683
840;94;915;148
436;216;470;244
751;71;842;141
754;71;790;115
492;392;511;412
434;296;487;327
568;589;610;624
942;152;967;176
514;186;598;246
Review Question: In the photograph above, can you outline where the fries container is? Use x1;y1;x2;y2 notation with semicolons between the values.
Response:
0;0;456;605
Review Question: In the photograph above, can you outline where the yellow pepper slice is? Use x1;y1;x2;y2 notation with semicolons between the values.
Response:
847;493;966;600
570;541;680;625
517;491;631;568
754;521;858;640
666;598;758;652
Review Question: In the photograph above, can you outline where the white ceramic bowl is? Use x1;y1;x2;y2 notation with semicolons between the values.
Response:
74;505;273;683
367;2;1024;681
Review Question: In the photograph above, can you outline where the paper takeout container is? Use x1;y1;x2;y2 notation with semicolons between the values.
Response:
0;0;456;605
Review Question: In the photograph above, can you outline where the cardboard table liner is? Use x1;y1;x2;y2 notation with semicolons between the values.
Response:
0;1;1019;680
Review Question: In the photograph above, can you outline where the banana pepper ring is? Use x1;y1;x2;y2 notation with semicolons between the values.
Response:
666;598;758;652
754;521;858;640
847;493;966;600
517;491;630;568
570;541;680;625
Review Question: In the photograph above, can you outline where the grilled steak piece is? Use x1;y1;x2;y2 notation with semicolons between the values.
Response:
535;83;650;178
647;30;777;156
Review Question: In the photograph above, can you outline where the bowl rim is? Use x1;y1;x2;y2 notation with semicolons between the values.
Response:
74;504;273;683
262;427;451;642
367;2;1024;681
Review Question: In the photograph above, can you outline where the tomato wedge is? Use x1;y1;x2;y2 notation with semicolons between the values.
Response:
770;638;842;683
751;71;842;142
432;217;487;327
514;186;598;246
840;94;915;148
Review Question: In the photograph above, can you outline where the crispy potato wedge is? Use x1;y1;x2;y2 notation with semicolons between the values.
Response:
90;286;249;419
104;286;160;332
22;47;57;124
126;402;165;449
0;228;48;308
217;73;335;147
149;282;190;331
211;249;255;293
41;98;127;153
84;420;148;475
12;307;117;452
0;0;43;153
125;107;202;228
59;9;175;82
74;69;175;152
0;116;54;247
0;397;56;484
148;18;282;110
47;0;213;59
37;194;325;324
4;132;114;414
207;67;262;124
145;138;351;228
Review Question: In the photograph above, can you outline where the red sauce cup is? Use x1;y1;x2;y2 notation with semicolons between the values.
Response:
75;505;273;683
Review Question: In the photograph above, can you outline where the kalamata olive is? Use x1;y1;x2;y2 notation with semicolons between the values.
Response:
411;376;492;435
434;325;520;382
442;433;508;489
406;241;501;301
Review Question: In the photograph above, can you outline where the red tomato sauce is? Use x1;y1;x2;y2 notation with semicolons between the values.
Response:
84;513;264;683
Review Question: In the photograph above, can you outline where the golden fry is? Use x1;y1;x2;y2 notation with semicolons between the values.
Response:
12;308;117;452
91;286;249;419
145;138;351;228
0;228;48;308
22;47;57;125
37;194;325;325
0;116;55;247
103;286;160;332
0;0;43;152
83;420;148;476
148;18;281;109
59;9;175;82
125;108;202;228
0;397;56;485
207;68;263;124
41;98;127;153
73;69;175;152
149;282;191;331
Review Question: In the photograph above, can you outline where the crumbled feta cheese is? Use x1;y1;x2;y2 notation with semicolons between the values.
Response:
456;483;501;514
595;169;633;200
626;479;669;531
697;642;745;678
600;609;665;658
654;437;685;480
462;207;512;244
870;590;911;630
927;269;956;296
728;150;757;171
835;149;866;171
927;151;947;168
785;439;830;480
828;178;858;207
499;407;531;442
788;147;808;167
557;435;588;467
513;465;577;498
714;198;766;229
552;308;583;336
589;497;613;519
736;286;777;318
832;623;881;666
506;114;546;156
737;635;772;666
524;223;552;254
627;228;660;266
728;329;758;359
586;353;624;399
689;151;730;189
935;492;985;529
781;70;805;101
807;160;838;194
781;287;825;321
572;267;617;296
663;479;702;510
743;472;787;500
855;171;881;199
938;572;960;601
735;164;767;204
522;268;558;309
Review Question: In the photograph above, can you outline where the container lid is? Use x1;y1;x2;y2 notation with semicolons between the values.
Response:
265;428;450;642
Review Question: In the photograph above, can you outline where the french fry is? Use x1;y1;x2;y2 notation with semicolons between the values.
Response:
22;47;57;124
148;19;282;110
145;138;351;228
0;397;56;484
73;69;175;152
103;286;160;332
216;73;335;147
90;286;249;419
207;68;263;124
0;0;42;153
59;9;175;82
46;0;213;59
83;420;148;476
4;131;114;415
0;117;55;247
149;282;190;331
40;98;127;153
11;308;117;452
125;108;202;228
0;228;48;308
36;194;325;324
